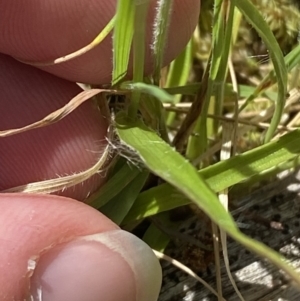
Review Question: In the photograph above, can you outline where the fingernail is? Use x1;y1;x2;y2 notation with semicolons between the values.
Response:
29;230;162;301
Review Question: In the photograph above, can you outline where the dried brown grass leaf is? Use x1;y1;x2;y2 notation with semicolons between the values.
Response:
0;89;115;137
2;131;113;195
153;250;226;300
1;88;118;195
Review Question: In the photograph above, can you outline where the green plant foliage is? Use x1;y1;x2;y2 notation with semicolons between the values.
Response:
88;160;140;208
152;0;173;83
121;82;174;103
107;0;300;291
112;0;135;85
165;40;192;125
234;0;287;142
123;129;300;223
115;111;300;286
100;170;149;225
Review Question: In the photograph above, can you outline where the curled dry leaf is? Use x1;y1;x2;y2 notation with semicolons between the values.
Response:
0;89;111;137
1;88;117;195
3;142;112;195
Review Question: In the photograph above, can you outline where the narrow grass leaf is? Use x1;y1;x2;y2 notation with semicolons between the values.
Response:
88;161;140;209
164;83;277;101
189;1;235;159
128;0;150;118
112;0;135;85
152;0;173;83
165;40;192;125
121;82;174;103
234;0;287;142
124;128;300;222
143;212;187;252
123;182;190;222
115;112;300;285
284;43;300;72
115;112;231;224
100;170;149;225
143;223;170;252
0;89;108;137
165;40;192;89
186;0;233;158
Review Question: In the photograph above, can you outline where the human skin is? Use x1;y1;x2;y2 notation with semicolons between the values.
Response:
0;0;200;300
0;0;199;84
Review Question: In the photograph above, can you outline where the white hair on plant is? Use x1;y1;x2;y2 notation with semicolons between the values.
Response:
106;134;145;169
151;0;173;59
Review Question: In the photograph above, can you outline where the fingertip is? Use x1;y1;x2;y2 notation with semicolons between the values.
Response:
0;193;118;300
29;231;162;301
0;0;200;84
29;236;136;301
80;231;162;301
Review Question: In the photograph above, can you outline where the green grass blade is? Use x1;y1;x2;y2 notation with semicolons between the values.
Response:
92;16;116;46
127;0;150;118
88;160;140;209
123;182;189;222
139;94;170;142
188;0;225;156
152;0;173;83
165;40;192;125
165;40;192;89
115;111;230;222
163;83;200;95
112;0;135;85
124;129;300;222
143;223;169;252
115;111;300;285
164;83;277;100
121;82;174;103
209;0;225;80
100;170;149;225
187;1;235;160
143;212;172;252
284;43;300;72
234;0;287;142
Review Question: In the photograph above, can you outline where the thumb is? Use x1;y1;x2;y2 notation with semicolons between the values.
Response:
0;194;161;301
30;231;161;301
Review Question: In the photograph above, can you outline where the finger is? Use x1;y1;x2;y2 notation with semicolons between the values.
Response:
0;194;161;301
0;0;200;84
0;54;108;200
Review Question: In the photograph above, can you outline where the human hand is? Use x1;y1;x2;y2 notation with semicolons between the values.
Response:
0;1;200;300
